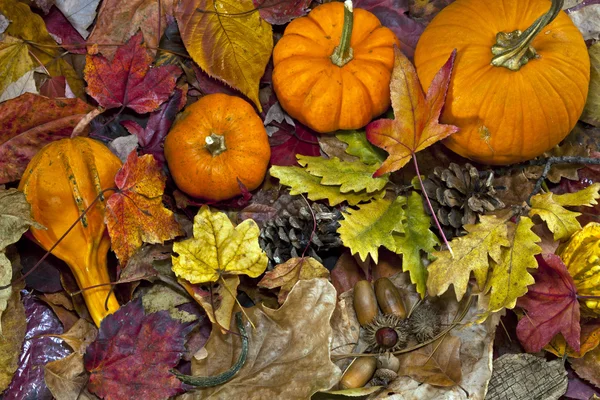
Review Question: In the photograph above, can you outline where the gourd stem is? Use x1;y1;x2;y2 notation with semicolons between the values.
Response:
331;0;354;67
491;0;563;71
205;132;227;156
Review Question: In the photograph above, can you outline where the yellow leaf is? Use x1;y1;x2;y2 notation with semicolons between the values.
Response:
553;183;600;207
258;257;330;304
0;35;35;93
171;205;268;284
486;217;541;313
175;0;273;111
338;197;406;263
427;214;510;301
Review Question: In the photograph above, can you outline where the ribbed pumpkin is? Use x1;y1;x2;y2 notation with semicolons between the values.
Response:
19;137;122;327
164;93;271;201
414;0;590;165
272;1;400;133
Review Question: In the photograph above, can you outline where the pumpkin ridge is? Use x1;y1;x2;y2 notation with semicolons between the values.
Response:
535;67;574;128
344;69;374;116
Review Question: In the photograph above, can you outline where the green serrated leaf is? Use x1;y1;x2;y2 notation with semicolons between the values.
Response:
296;155;388;193
336;130;387;165
486;217;541;313
427;213;511;301
527;185;600;241
392;191;439;298
338;197;406;263
270;166;381;206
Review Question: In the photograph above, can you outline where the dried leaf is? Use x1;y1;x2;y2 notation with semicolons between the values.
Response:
0;35;35;94
0;93;93;183
188;278;342;399
330;251;365;296
335;129;387;165
392;191;439;297
43;6;86;55
84;298;190;400
54;0;100;38
270;165;382;206
582;43;600;126
338;196;406;263
259;257;330;304
119;244;172;282
105;151;184;266
547;321;600;358
427;213;511;301
486;217;541;313
529;183;600;241
570;344;600;388
524;143;590;183
53;318;98;355
44;353;89;400
398;335;462;387
0;286;26;392
141;283;196;324
270;125;321;167
171;205;268;284
180;276;239;331
252;0;311;24
516;254;580;353
366;48;458;176
176;0;273;111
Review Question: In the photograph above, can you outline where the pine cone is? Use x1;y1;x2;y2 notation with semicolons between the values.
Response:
259;194;343;268
422;163;504;238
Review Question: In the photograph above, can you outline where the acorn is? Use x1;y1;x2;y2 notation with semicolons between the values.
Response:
409;302;441;343
339;357;377;389
374;277;406;319
364;314;410;352
353;280;378;326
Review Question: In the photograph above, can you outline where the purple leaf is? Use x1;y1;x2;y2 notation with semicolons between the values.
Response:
270;124;321;166
43;6;86;54
252;0;312;25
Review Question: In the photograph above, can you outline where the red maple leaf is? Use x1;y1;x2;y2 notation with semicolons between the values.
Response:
84;298;191;400
84;32;181;113
517;254;580;353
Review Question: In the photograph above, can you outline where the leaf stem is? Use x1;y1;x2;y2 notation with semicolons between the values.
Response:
412;155;454;257
219;275;256;330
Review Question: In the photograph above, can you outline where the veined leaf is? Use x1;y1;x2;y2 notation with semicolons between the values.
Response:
335;129;387;165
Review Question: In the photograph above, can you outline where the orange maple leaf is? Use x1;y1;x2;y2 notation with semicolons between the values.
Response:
367;47;458;177
106;151;184;266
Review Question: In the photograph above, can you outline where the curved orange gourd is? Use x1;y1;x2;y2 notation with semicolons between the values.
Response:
19;137;122;327
164;93;271;202
414;0;590;165
272;1;400;133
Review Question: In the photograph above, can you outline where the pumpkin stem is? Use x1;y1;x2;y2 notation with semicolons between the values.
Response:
491;0;563;71
205;133;227;156
331;0;354;67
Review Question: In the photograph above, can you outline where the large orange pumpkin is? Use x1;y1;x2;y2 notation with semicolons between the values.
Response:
19;137;122;327
164;93;271;201
414;0;590;165
272;1;400;133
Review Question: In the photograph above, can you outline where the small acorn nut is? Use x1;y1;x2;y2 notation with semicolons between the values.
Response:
353;280;378;326
374;277;406;318
369;368;398;387
339;356;377;389
364;314;410;352
409;302;441;343
377;353;400;373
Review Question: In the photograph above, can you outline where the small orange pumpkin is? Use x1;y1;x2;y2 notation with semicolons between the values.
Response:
19;137;122;327
414;0;590;165
272;1;400;133
164;93;271;201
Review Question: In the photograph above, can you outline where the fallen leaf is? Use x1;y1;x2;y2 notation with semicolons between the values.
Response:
335;129;387;165
524;143;590;183
493;171;536;208
486;217;541;314
0;284;26;392
180;276;240;331
392;191;439;297
427;213;511;301
52;318;98;355
175;0;273;110
88;0;176;60
270;124;321;167
330;250;365;296
108;135;139;162
188;278;342;399
565;368;600;400
171;205;268;284
84;298;191;400
105;151;184;266
570;344;600;388
252;0;311;24
84;32;181;113
0;35;35;95
44;353;89;400
270;164;382;206
54;0;100;38
366;48;458;176
398;335;462;387
0;93;93;183
547;320;600;358
338;196;406;263
119;244;172;282
141;281;196;323
409;0;454;22
43;6;86;54
582;43;600;126
529;183;600;241
238;203;278;227
318;135;361;164
568;3;600;41
516;254;580;353
259;257;330;304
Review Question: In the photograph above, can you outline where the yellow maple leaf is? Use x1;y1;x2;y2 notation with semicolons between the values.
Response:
172;205;268;284
427;213;510;301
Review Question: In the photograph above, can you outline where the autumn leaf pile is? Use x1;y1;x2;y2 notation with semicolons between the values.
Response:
2;0;600;399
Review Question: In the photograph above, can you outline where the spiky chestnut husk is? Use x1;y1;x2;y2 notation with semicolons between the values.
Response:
369;368;398;387
409;302;441;343
364;314;410;352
